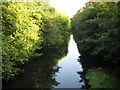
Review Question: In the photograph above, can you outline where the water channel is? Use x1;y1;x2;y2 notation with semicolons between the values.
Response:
3;35;84;88
54;35;84;88
3;35;119;88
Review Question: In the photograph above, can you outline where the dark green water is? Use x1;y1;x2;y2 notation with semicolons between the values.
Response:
3;35;120;89
3;35;84;88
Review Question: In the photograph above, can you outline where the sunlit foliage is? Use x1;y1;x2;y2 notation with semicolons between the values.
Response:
2;1;70;79
42;10;70;48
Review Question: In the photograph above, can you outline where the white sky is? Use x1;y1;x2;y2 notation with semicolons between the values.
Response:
49;0;90;18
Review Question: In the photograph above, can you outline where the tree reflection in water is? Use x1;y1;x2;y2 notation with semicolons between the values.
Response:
3;44;68;88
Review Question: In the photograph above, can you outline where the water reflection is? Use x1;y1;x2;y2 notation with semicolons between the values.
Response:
54;35;84;88
3;42;68;88
3;35;84;88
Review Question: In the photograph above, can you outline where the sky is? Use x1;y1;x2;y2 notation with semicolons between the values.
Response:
49;0;90;18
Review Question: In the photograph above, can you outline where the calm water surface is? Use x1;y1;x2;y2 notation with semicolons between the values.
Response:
54;35;84;88
4;35;84;88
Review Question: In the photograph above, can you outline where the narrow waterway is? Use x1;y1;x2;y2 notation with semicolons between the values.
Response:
54;35;84;88
3;35;84;88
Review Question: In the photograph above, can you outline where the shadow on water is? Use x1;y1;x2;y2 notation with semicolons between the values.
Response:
3;44;68;88
3;34;120;89
5;34;119;89
3;35;85;89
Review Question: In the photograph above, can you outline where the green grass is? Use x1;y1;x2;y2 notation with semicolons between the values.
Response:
86;68;119;88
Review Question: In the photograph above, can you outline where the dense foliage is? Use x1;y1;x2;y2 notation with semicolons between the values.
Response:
2;1;70;79
41;10;70;50
71;2;120;64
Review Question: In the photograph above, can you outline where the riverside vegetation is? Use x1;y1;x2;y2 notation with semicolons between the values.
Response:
1;1;70;80
71;2;120;64
1;0;120;88
71;2;120;88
